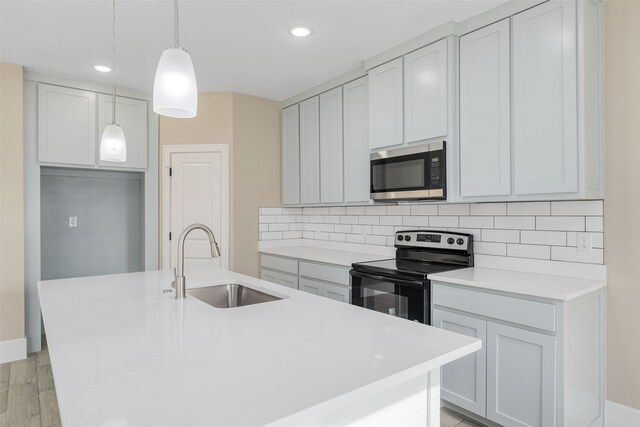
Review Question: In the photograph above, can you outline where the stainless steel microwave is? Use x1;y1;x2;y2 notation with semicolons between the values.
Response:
370;141;446;201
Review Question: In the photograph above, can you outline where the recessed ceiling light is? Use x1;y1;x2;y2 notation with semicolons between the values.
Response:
94;65;112;73
289;26;312;37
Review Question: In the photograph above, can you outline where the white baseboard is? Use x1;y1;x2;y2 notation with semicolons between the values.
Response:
0;338;27;363
607;400;640;427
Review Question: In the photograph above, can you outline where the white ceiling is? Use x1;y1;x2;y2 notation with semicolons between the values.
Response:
0;0;507;101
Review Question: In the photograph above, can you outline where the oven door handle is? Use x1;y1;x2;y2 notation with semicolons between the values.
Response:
350;270;425;288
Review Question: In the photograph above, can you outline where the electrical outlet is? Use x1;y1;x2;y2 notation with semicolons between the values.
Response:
69;216;77;227
577;232;592;253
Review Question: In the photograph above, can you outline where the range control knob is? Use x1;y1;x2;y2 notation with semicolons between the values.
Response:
447;237;455;244
404;235;411;242
397;235;404;241
457;238;464;245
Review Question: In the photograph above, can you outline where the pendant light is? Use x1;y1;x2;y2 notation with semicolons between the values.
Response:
100;0;127;162
153;0;197;118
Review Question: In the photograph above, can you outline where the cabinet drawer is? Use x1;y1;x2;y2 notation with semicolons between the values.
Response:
260;254;298;275
299;261;350;286
432;283;556;332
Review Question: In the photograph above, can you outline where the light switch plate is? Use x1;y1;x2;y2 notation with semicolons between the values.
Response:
577;232;592;253
69;216;77;227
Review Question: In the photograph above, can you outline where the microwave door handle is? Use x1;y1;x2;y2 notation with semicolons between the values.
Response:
350;271;424;288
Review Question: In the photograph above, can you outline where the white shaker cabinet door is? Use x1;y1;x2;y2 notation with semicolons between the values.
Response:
260;268;279;284
487;322;557;427
300;96;321;204
323;282;350;303
320;87;344;203
404;38;448;143
512;0;578;196
343;77;370;203
299;277;322;296
98;94;148;169
432;309;487;417
38;84;96;166
460;19;511;198
281;104;300;205
277;272;299;290
368;57;403;150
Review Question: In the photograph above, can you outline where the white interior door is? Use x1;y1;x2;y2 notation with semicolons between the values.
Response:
169;148;229;270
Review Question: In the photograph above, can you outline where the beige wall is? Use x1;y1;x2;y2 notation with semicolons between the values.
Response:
0;62;25;343
158;92;280;276
604;0;640;410
231;93;281;276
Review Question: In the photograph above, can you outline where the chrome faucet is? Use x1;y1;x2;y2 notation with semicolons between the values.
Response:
173;223;221;299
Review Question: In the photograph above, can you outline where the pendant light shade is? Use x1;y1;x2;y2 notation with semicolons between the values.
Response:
99;0;126;162
100;124;127;162
153;47;198;118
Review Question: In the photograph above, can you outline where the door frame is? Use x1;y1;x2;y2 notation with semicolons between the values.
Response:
162;144;230;270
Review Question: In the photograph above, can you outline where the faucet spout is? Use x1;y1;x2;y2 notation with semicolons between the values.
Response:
174;223;221;299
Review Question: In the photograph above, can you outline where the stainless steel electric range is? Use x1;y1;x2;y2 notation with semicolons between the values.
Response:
350;230;474;324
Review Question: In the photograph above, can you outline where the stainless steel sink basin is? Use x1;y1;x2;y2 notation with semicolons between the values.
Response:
186;283;284;308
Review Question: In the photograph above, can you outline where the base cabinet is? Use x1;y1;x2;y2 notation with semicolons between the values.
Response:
486;322;557;427
432;309;487;416
432;282;604;427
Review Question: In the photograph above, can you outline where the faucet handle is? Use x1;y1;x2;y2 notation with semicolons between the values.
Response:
171;267;177;289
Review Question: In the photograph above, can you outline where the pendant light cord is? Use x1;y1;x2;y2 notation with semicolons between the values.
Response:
111;0;117;124
174;0;181;48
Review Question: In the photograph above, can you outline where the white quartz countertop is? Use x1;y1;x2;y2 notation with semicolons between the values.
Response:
259;245;390;267
39;265;480;427
428;267;606;301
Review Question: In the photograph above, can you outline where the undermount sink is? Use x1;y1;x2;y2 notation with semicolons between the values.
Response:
186;283;284;308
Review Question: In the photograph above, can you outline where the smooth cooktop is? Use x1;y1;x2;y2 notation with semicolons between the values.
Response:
351;258;469;280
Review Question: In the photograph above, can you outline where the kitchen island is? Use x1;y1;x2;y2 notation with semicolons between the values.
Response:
39;265;480;426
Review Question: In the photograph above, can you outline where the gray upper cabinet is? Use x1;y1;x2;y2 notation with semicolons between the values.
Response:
403;39;448;143
512;0;578;196
38;84;96;166
459;19;511;198
368;57;403;150
486;322;557;427
98;94;148;169
300;96;321;204
343;77;370;203
281;104;300;205
320;87;344;203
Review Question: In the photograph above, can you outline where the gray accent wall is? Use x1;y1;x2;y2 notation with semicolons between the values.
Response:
41;167;144;280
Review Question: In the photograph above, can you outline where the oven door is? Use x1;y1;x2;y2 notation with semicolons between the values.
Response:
350;270;428;323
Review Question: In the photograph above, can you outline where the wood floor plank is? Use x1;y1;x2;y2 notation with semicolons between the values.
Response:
8;361;36;387
5;384;39;423
35;367;53;394
38;390;60;427
1;413;42;427
34;353;49;369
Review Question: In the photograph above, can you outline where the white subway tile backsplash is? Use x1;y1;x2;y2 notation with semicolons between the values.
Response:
507;244;550;260
536;216;585;231
387;205;411;215
359;216;380;225
470;203;506;216
521;230;567;246
551;200;603;216
380;216;403;226
475;242;507;256
439;204;469;216
460;216;494;229
403;216;429;227
586;216;603;232
411;205;438;216
346;206;365;215
366;206;387;215
482;229;520;243
508;202;551;216
429;216;458;228
259;200;603;266
494;216;535;230
551;246;604;264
